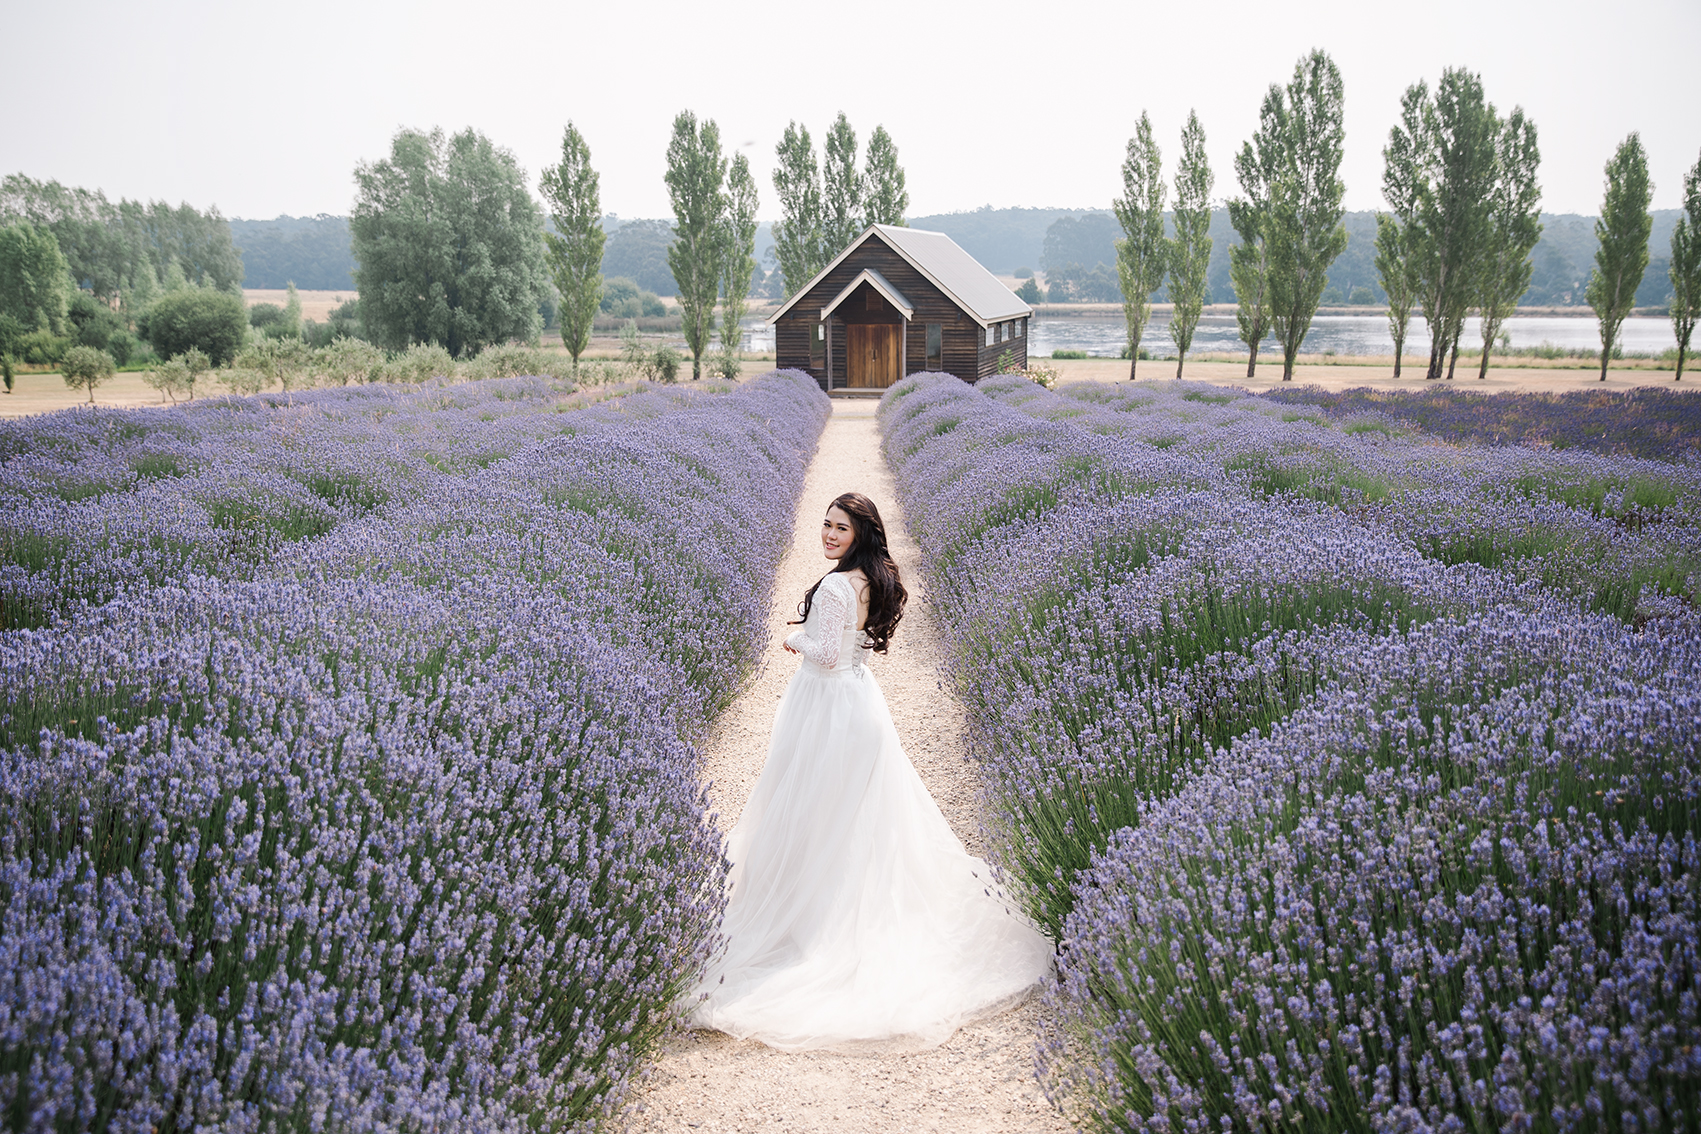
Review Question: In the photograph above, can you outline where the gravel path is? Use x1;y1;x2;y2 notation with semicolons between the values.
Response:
626;398;1068;1134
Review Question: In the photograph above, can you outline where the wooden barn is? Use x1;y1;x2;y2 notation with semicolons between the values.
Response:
769;224;1033;391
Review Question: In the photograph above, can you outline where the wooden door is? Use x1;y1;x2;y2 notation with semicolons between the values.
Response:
847;324;902;388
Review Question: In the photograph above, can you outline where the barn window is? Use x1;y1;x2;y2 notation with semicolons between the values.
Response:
926;323;941;370
1018;318;1026;337
810;322;825;366
985;326;994;347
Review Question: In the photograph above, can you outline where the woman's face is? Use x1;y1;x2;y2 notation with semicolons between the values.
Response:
822;506;856;561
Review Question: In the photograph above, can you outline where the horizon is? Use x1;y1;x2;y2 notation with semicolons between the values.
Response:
3;0;1696;225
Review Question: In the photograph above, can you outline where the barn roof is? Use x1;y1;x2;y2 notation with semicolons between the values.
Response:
767;223;1032;328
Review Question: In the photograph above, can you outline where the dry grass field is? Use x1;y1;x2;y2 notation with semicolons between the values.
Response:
1044;354;1684;395
242;288;352;322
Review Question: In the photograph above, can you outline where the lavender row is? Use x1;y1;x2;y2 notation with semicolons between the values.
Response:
0;370;829;1132
975;376;1700;627
1258;383;1701;463
877;373;1700;1130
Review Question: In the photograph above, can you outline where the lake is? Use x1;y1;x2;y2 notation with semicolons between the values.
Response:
738;314;1679;358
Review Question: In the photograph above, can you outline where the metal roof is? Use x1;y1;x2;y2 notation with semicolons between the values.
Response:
819;268;914;321
768;223;1032;328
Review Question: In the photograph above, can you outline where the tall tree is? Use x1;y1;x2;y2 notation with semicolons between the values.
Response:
1393;71;1499;381
1168;110;1214;379
1587;133;1653;382
1228;87;1284;378
282;282;303;338
1114;113;1167;381
664;110;728;381
1;175;244;300
540;122;607;364
771;122;824;299
1473;108;1542;379
1267;49;1349;382
1376;84;1428;379
351;127;550;358
863;125;909;227
822;113;863;258
719;153;760;362
1372;218;1418;377
1668;150;1701;382
0;222;72;335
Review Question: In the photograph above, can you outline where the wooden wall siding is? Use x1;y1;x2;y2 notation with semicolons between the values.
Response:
774;236;1009;386
976;328;1028;379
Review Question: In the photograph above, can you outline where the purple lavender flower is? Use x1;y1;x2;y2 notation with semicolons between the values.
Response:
0;369;828;1131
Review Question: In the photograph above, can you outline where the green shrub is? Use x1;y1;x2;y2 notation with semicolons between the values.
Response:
140;289;248;365
652;344;681;384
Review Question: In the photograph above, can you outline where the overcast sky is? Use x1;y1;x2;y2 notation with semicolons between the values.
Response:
5;0;1698;224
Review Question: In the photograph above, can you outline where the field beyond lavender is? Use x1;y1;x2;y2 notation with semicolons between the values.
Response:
0;371;829;1131
881;374;1700;1132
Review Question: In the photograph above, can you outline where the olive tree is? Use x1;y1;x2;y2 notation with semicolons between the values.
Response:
60;344;114;403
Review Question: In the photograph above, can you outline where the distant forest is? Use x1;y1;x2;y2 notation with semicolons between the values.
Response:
909;205;1685;309
230;215;357;290
234;205;1682;309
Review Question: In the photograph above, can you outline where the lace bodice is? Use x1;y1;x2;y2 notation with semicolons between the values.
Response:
785;572;869;671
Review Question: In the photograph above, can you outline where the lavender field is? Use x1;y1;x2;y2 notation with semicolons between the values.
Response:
0;371;828;1131
880;374;1700;1132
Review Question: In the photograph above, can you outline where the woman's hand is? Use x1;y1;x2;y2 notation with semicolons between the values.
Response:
782;640;799;654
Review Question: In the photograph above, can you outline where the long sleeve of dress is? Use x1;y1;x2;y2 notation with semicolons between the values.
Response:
785;574;853;669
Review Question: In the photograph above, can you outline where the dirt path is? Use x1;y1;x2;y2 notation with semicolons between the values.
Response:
626;398;1068;1134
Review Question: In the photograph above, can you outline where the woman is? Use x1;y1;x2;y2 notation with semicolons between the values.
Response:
690;492;1052;1051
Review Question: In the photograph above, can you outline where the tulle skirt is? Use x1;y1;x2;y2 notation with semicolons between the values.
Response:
689;658;1053;1052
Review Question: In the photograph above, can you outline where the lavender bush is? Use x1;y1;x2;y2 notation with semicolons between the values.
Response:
0;370;828;1131
1258;384;1701;462
1048;608;1699;1132
879;373;1699;1130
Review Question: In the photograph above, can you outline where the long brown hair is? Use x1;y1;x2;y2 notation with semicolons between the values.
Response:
792;492;908;654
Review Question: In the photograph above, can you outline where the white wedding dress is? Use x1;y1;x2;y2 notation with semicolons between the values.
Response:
689;571;1053;1051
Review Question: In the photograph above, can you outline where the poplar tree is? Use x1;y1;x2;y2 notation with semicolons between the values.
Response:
1391;71;1499;381
771;122;824;298
1228;87;1284;378
1473;109;1541;379
863;126;909;227
540;121;606;364
718;153;759;367
1114;112;1167;381
1373;218;1418;376
1168;110;1213;379
822;114;863;258
1376;89;1425;379
1669;150;1701;381
1587;133;1652;382
664;110;728;381
1266;49;1348;382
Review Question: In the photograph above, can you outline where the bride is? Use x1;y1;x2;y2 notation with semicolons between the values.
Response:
690;492;1053;1051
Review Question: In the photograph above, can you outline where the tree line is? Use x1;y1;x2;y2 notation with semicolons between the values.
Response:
1111;51;1701;383
0;112;911;392
345;111;908;381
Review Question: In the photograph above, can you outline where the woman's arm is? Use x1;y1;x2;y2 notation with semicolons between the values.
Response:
783;575;852;668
